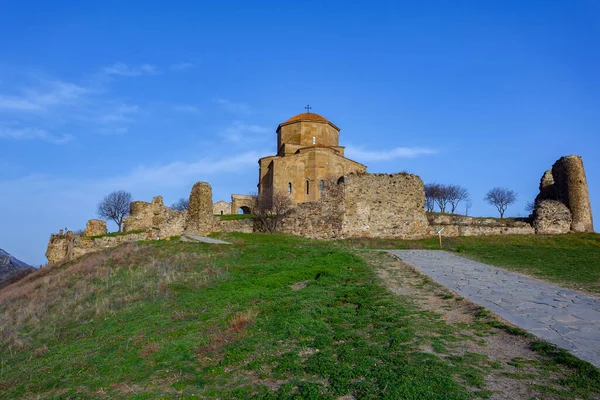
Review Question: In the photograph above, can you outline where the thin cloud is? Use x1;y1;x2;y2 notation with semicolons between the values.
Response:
216;98;251;114
0;80;89;113
345;146;437;161
95;104;140;123
0;150;264;197
169;62;195;71
172;104;201;113
0;126;73;144
103;63;158;77
220;121;269;142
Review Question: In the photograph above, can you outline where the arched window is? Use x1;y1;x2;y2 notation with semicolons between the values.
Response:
306;180;310;195
288;182;292;194
312;136;316;145
320;180;325;193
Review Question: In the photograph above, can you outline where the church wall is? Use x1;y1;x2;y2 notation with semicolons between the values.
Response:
213;200;231;215
269;149;366;204
277;121;339;151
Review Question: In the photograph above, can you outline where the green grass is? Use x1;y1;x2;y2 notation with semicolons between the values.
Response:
331;233;600;294
1;233;598;399
87;229;144;239
0;234;513;398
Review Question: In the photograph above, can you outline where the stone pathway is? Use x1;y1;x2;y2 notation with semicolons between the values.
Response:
386;250;600;368
180;233;231;244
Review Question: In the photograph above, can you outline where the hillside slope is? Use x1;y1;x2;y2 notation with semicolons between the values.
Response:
0;233;598;399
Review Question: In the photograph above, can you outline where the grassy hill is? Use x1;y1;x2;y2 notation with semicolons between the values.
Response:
0;233;598;399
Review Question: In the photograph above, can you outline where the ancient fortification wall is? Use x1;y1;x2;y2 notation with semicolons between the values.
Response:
84;219;107;237
46;230;147;265
46;181;219;265
123;196;187;238
533;155;594;234
280;172;429;239
341;173;429;239
427;214;535;237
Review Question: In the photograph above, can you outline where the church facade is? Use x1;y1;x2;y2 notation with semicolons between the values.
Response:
257;112;366;205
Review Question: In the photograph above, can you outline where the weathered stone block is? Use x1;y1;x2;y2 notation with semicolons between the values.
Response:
84;219;107;236
534;200;572;235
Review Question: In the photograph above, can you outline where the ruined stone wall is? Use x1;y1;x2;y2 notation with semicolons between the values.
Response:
279;172;428;239
84;219;107;237
46;231;148;265
279;183;345;239
123;196;187;238
341;173;429;239
427;214;535;237
218;219;254;233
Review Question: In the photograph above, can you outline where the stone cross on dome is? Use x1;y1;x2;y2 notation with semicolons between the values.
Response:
305;104;312;113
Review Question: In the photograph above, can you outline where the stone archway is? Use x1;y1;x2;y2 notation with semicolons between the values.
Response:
239;206;252;214
231;194;256;215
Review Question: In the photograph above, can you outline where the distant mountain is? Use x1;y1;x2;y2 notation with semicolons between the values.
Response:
0;248;34;287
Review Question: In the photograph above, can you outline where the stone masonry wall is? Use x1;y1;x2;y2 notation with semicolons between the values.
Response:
123;196;187;238
280;172;429;239
84;219;107;237
46;231;148;265
341;173;429;239
279;182;345;239
427;214;535;237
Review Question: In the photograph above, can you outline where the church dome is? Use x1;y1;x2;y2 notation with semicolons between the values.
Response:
284;112;329;123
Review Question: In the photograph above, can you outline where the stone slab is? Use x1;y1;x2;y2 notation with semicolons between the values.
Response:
180;234;231;244
386;250;600;368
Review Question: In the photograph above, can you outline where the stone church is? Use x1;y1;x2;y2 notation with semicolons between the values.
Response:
257;112;366;205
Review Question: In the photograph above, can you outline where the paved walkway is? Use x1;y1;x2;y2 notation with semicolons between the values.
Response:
180;234;231;244
387;250;600;368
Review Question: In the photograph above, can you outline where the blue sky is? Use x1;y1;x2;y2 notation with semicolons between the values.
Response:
1;1;598;265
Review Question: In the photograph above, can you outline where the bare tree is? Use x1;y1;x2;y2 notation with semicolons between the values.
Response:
424;183;438;212
525;201;535;214
97;190;132;232
447;184;469;214
464;199;473;216
171;197;189;211
252;189;293;233
435;184;451;214
484;187;517;218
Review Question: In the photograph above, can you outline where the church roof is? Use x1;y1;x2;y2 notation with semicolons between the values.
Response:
278;112;340;130
284;112;329;123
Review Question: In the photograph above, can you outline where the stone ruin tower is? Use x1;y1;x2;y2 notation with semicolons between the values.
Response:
534;155;594;234
185;182;215;236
